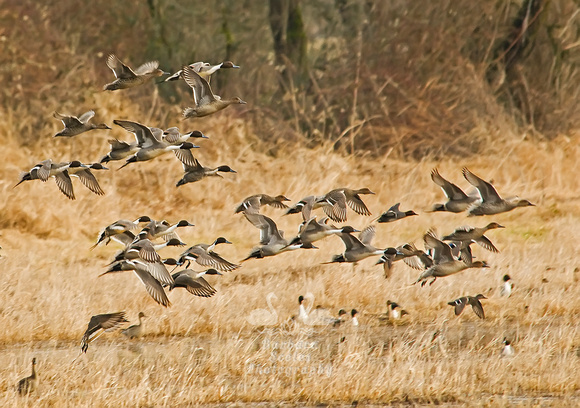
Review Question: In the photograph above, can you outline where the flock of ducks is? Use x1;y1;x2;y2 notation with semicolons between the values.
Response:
14;54;532;394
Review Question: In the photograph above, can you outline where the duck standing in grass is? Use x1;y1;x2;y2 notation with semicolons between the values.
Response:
386;300;409;321
500;274;513;297
501;338;515;357
16;358;37;396
122;312;146;339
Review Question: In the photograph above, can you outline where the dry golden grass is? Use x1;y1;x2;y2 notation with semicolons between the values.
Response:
0;104;579;406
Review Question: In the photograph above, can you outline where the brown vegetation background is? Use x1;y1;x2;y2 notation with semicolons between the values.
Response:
0;0;580;406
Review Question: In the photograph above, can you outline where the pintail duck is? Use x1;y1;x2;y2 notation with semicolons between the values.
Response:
377;203;418;223
92;216;151;249
103;260;172;307
325;225;397;264
376;242;428;278
429;168;478;213
103;54;167;91
285;195;325;222
500;274;513;297
462;168;535;216
175;157;236;187
100;139;139;163
242;213;303;261
178;237;240;272
162;127;207;145
442;222;504;253
169;268;222;297
385;300;409;320
447;294;486;319
16;358;37;396
165;60;240;82
235;194;290;214
415;231;489;286
114;120;200;169
109;229;180;283
351;309;359;326
122;312;146;339
145;219;194;242
80;312;129;353
501;338;515;357
287;217;348;249
14;160;84;200
317;188;375;222
53;110;110;137
297;295;309;324
182;65;246;119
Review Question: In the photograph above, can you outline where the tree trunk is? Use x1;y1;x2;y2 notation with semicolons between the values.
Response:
269;0;308;89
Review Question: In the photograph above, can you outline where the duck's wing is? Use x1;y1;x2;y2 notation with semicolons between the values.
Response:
81;311;127;352
244;213;275;245
106;54;136;79
111;231;136;247
347;193;372;216
474;235;499;253
78;110;95;124
173;148;198;168
54;170;75;200
462;168;502;203
448;297;467;316
114;120;159;148
286;196;315;221
183;65;217;106
132;266;171;307
235;195;261;214
134;60;159;75
72;169;105;195
358;225;376;245
431;168;469;200
174;272;217;297
37;159;53;182
424;232;454;264
182;157;204;173
185;247;239;271
130;241;162;263
338;231;365;251
322;190;347;222
53;112;83;128
469;298;485;319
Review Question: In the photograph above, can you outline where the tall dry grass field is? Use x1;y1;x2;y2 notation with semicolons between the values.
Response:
0;100;579;406
2;1;580;405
